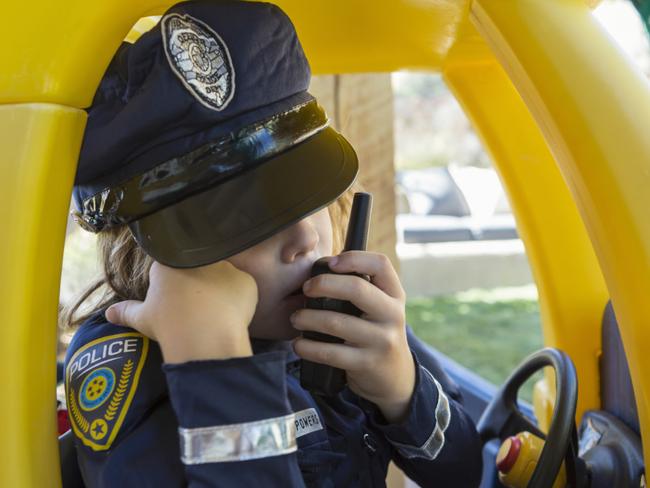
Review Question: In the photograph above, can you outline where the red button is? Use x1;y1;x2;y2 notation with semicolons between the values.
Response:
58;409;71;435
496;436;522;474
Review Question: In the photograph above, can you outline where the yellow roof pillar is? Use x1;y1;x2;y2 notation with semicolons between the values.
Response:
444;52;607;426
472;0;650;459
0;2;174;485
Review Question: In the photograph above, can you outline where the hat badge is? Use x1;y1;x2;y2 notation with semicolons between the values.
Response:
161;13;236;111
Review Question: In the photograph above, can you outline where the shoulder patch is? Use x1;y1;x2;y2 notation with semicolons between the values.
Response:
161;12;236;111
65;332;149;451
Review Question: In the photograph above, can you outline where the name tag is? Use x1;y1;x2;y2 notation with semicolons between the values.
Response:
294;408;323;438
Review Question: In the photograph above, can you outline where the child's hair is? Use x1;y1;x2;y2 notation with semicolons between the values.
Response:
61;180;363;331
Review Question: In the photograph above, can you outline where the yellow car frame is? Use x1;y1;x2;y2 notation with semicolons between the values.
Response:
1;0;649;486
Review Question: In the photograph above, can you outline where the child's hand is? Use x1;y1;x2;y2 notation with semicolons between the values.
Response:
106;260;258;363
291;251;415;423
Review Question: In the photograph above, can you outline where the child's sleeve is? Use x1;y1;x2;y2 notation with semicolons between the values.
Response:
162;351;306;487
65;317;307;487
362;352;483;488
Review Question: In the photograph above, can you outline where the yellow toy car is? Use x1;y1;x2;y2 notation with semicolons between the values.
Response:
1;1;649;486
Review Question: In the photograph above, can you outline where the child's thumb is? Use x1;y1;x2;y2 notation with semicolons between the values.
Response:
105;301;143;330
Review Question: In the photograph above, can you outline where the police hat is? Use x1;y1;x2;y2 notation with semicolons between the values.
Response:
73;0;358;268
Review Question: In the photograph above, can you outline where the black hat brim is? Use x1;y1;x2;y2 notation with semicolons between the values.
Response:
128;127;358;268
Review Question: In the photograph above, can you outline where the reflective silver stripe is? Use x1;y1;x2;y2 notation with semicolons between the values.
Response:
179;413;297;464
390;367;451;460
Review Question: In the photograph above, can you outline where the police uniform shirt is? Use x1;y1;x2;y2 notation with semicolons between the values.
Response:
64;312;482;487
67;3;482;484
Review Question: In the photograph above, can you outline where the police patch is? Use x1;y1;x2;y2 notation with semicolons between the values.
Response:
65;333;149;451
161;13;236;111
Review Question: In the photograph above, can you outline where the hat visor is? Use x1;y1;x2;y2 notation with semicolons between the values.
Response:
128;127;358;268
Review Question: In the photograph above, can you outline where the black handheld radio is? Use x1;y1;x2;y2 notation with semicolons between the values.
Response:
300;192;373;396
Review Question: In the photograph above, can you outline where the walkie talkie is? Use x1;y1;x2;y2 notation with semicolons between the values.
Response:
300;192;373;396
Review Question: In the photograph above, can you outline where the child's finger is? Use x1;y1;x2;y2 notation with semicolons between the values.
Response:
106;300;147;334
291;309;378;346
293;337;367;371
303;273;395;320
328;251;404;300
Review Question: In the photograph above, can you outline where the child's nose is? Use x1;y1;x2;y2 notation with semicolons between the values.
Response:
281;217;320;263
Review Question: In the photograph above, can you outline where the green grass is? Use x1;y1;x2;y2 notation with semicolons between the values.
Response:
407;287;543;402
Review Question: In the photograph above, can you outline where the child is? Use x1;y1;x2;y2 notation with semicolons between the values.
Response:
64;1;482;486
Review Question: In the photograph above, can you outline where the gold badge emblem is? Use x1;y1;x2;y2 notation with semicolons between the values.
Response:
66;333;149;451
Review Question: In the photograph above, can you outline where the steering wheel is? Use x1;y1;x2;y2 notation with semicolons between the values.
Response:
476;348;579;488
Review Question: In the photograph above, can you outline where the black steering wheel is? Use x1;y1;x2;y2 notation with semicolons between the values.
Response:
477;348;579;488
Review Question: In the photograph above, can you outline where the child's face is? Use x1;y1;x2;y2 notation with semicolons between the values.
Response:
227;207;334;340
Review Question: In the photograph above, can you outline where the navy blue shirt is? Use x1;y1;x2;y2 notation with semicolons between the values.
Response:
64;314;482;487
